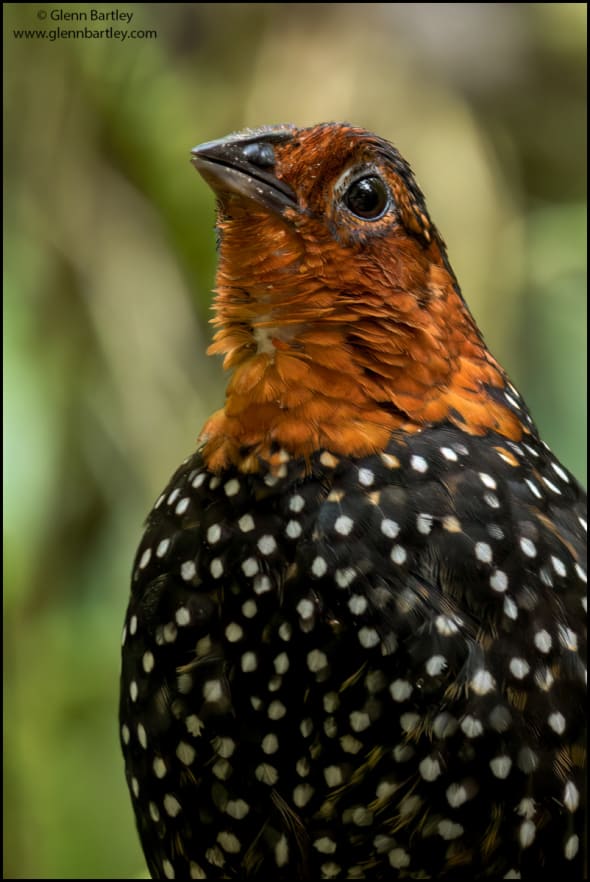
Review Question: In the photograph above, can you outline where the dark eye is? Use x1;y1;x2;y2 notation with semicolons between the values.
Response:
344;176;389;219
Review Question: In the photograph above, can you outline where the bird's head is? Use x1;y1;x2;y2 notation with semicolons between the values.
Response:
191;123;524;472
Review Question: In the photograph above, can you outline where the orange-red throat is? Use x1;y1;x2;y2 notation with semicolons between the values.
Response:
191;124;524;473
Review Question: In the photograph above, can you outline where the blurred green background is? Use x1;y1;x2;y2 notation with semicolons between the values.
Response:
3;3;586;878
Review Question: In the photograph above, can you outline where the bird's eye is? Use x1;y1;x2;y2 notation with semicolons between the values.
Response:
344;176;389;219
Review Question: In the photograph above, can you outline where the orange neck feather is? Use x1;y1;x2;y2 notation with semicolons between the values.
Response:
199;211;524;473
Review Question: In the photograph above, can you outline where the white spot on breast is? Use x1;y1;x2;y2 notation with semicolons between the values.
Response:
129;681;138;702
411;455;428;473
471;669;495;695
335;515;354;536
519;820;536;848
533;630;552;653
311;556;328;577
137;723;147;749
335;567;356;588
293;783;314;807
541;476;561;495
268;700;286;720
490;755;512;779
350;711;371;732
176;741;196;765
241;651;257;672
225;622;243;642
390;679;413;701
324;766;343;787
175;606;190;626
475;541;493;563
207;524;221;544
446;783;468;807
565;834;579;860
435;615;461;636
241;557;259;578
548;712;566;734
381;518;400;538
175;497;190;516
433;712;458;739
286;520;302;538
189;862;206;879
167;488;181;505
238;514;254;533
156;538;171;558
275;834;289;867
438;819;464;840
314;836;337;854
203;680;223;702
558;625;578;651
391;545;407;565
297;598;315;620
416;513;433;535
258;534;277;555
242;599;257;618
358;467;375;486
256;763;278;785
163;622;177;643
217;830;241;854
503;596;518;620
388;848;410;868
490;569;508;592
358;627;380;648
139;548;152;569
224;479;240;497
162;859;175;879
575;563;587;583
461;715;483;738
262;733;279;755
153;757;166;778
323;692;340;713
348;596;367;618
563;781;579;812
121;724;130;745
142;651;154;673
479;473;497;489
289;494;305;512
519;538;536;558
419;756;441;781
525;479;543;500
426;655;447;676
509;657;530;679
226;799;249;820
341;734;362;754
185;715;204;737
210;558;224;578
440;446;458;461
307;649;328;672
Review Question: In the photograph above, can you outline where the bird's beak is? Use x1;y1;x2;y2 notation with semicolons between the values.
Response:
191;126;298;213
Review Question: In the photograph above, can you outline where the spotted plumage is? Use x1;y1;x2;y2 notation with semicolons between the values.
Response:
120;123;587;879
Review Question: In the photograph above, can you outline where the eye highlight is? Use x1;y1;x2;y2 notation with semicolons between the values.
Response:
343;176;389;220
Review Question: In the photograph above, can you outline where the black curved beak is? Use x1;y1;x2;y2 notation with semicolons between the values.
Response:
191;126;298;212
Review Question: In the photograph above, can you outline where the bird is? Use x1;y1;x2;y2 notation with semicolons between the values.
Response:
119;123;587;880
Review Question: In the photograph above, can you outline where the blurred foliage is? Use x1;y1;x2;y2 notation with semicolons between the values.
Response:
3;3;586;879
